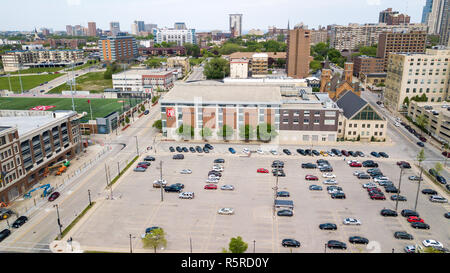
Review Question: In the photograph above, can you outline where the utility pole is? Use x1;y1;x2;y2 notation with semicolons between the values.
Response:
129;234;133;253
253;240;256;253
54;204;63;239
190;237;193;253
88;189;92;206
135;136;139;156
414;164;424;212
160;160;164;202
395;166;404;212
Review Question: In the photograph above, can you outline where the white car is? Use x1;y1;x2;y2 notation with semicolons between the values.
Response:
220;185;234;191
422;239;444;248
323;179;338;185
180;169;192;174
374;177;389;183
326;151;334;157
212;167;223;172
213;164;224;169
218;208;234;215
353;170;364;176
322;173;336;178
343;218;361;225
270;149;278;155
206;178;219;183
257;148;264;154
153;179;167;187
348;160;360;165
328;189;344;194
179;192;195;199
363;182;377;188
243;148;250;154
429;195;448;203
394;122;400;127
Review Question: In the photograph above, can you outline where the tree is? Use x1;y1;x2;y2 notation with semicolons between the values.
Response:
200;127;213;140
218;43;244;55
152;120;162;132
125;116;130;124
217;125;233;141
152;95;161;104
434;162;443;175
239;125;255;141
309;60;321;72
184;43;200;57
415;114;428;130
203;57;229;79
356;134;360;141
176;124;194;139
403;96;410;106
226;236;248;253
277;34;285;42
146;58;163;68
257;123;278;142
142;228;167;253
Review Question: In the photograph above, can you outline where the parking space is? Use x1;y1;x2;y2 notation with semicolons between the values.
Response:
71;143;450;253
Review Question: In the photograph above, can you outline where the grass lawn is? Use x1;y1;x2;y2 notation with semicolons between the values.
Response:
9;66;66;75
0;74;63;93
48;72;112;94
0;97;142;122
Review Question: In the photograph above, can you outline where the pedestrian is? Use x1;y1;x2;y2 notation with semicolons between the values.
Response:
344;157;346;162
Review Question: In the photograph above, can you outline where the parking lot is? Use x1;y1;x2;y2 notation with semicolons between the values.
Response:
70;143;450;253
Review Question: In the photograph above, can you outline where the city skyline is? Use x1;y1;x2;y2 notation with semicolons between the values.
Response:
0;0;425;32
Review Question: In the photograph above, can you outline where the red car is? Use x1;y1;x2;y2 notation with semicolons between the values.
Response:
407;216;424;223
367;188;382;193
257;168;269;173
396;161;409;166
305;175;318;181
48;192;60;202
419;136;427;142
137;164;149;169
370;194;386;200
442;151;450;158
349;162;362;167
204;184;217;190
341;150;349;157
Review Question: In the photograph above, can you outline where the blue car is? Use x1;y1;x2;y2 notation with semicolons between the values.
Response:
370;151;380;158
228;147;236;154
436;175;447;184
417;142;425;147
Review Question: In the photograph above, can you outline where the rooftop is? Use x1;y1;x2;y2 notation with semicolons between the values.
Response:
161;82;282;104
113;68;175;77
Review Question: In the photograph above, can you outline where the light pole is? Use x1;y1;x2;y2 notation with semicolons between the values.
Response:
160;160;164;202
414;164;424;212
190;237;193;253
129;234;136;253
88;189;92;206
135;136;139;156
54;204;63;239
395;166;404;212
253;240;256;253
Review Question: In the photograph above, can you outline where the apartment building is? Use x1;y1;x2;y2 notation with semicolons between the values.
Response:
353;55;385;77
1;49;84;72
88;22;97;37
329;23;427;51
310;28;328;45
98;35;138;62
112;68;177;92
0;110;81;203
377;31;427;70
138;46;186;57
251;53;268;77
167;56;190;76
49;39;87;49
286;27;311;79
230;59;249;79
383;48;450;112
229;14;243;37
153;28;196;46
408;100;450;143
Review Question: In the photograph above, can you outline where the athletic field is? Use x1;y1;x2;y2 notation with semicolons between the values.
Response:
0;74;63;93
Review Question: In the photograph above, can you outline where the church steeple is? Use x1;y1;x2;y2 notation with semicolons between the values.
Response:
287;20;290;31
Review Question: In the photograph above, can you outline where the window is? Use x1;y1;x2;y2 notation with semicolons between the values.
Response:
380;124;384;128
367;124;370;128
304;111;310;116
303;119;309;124
362;124;365;128
314;119;320;124
324;120;335;126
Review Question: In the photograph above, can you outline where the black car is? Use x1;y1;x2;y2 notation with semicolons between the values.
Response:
429;169;439;177
348;151;357;157
356;151;365;157
305;149;312;156
357;173;371;179
331;192;346;199
282;149;291;155
12;216;28;228
173;154;184;160
447;184;450;192
277;210;294;217
208;171;222;177
327;240;347;249
417;142;425;147
381;209;398;217
319;223;337;230
297;149;306;155
411;222;430;229
204;143;214;150
436;176;447;184
195;146;203;153
327;186;342;191
144;110;149;115
385;186;399;193
281;239;301;248
401;209;419;217
273;171;286;177
363;160;378;167
277;191;290;197
144;156;156;161
349;236;369;244
370;172;384;178
301;163;317;169
164;185;183;192
317;159;329;165
319;166;333;172
445;212;450;219
272;160;285;168
189;147;196;153
394;231;413;240
390;195;407;201
312;150;320;156
182;147;189;153
173;183;184;189
309;185;323;191
422;189;437;195
175;146;182;152
169;146;175;153
0;229;11;242
370;151;380;158
400;162;411;169
203;146;210;153
379;152;389;158
214;159;225;164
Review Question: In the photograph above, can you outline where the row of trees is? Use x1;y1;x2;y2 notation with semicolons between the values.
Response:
310;42;346;69
173;123;278;141
403;94;429;106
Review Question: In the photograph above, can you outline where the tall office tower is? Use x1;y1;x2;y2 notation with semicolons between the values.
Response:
66;25;74;36
379;8;399;23
439;0;449;46
286;26;311;79
134;21;145;32
422;0;433;23
131;23;139;35
110;21;121;36
88;22;97;37
424;0;449;45
174;22;187;30
145;24;158;32
229;14;243;37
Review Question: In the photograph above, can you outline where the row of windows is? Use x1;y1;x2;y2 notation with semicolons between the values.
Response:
347;131;383;136
349;123;384;129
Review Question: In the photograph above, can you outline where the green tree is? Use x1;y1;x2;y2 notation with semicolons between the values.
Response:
277;34;285;42
184;43;200;57
125;116;130;124
203;57;229;79
356;134;360;141
310;60;322;72
217;125;234;140
200;127;213;140
152;95;161;104
146;58;163;68
227;236;248;253
142;228;167;253
358;45;377;57
176;124;194;139
239;125;255;141
140;105;145;112
152;120;162;132
257;123;278;142
434;162;443;175
415;114;428;130
218;43;244;55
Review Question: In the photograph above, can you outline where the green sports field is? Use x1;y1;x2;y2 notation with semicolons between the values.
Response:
0;74;63;93
0;97;142;122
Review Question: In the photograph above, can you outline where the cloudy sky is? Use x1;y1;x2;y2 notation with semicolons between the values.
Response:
1;0;425;32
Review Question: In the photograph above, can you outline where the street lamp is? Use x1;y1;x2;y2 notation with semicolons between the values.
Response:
395;166;404;212
88;189;92;206
54;204;63;239
135;136;139;156
253;240;256;253
129;234;136;253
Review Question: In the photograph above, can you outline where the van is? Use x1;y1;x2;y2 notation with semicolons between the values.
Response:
179;192;194;199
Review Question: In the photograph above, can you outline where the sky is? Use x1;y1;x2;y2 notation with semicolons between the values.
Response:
0;0;426;32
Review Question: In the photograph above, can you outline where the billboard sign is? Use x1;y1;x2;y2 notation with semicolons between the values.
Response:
166;108;175;118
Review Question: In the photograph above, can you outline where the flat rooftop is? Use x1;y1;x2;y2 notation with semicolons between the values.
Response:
161;83;282;104
113;69;175;77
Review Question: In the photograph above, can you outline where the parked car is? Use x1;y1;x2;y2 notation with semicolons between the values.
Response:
217;208;234;215
204;184;218;190
370;151;380;158
182;147;188;153
301;163;317;169
48;192;60;202
173;154;184;160
407;216;424;223
385;186;399;193
214;159;225;163
394;231;414;240
341;150;349;157
12;216;28;228
137;162;151;167
204;143;214;150
356;151;365;157
322;173;336;178
277;191;290;197
133;167;146;172
283;149;292;155
422;239;443;248
357;173;371;179
422;189;438;195
305;175;318;181
203;146;210;153
331;192;346;199
429;195;448;203
189;147;196;153
281;239;301;248
343;218;361;225
164;185;183;193
169;146;175;152
144;156;155;161
327;240;347;249
0;229;11;242
428;169;439;177
180;169;192;174
363;183;377;188
277;209;294;217
380;209;398;217
143;110;149;115
297;149;306;155
153;179;167;188
257;168;269;173
417;142;425;147
220;185;234;191
228;147;236;154
390;195;407;201
349;162;362;167
436;176;447;184
349;236;369;244
309;185;323;191
179;192;195;199
362;160;378;167
196;146;203;153
401;209;419;217
408;176;423;181
379;152;389;158
312;150;320;156
319;223;337;230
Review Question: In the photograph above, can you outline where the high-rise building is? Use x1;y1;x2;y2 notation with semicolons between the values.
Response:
66;25;74;36
98;35;138;62
153;28;196;46
383;48;450;112
145;24;158;32
286;26;311;79
174;22;187;30
131;23;139;35
379;8;399;23
386;13;411;25
135;21;145;32
87;22;97;37
377;31;427;70
110;22;121;36
424;0;449;46
229;14;243;37
422;0;434;23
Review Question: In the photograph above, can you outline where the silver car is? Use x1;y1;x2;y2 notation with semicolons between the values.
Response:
218;208;234;215
323;179;338;185
220;185;234;191
180;169;192;174
429;195;448;203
